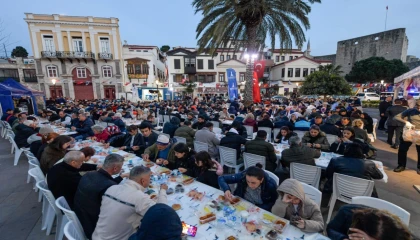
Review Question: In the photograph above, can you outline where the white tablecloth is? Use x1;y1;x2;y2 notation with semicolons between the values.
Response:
221;120;233;125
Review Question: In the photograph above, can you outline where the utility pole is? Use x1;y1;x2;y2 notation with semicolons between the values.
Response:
385;6;389;31
3;43;8;58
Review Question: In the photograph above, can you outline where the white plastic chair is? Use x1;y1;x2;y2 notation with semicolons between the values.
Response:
243;152;266;169
158;114;164;126
372;118;378;139
163;115;170;123
326;173;374;223
326;134;338;145
37;180;67;239
27;159;41;183
265;170;279;186
301;182;322;206
219;146;243;173
294;130;305;140
244;125;254;139
194;140;208;153
258;127;272;142
55;197;87;240
210;121;220;128
352;196;410;226
173;136;187;144
273;128;281;142
8;134;25;166
290;163;322;189
28;167;46;202
64;221;86;240
212;127;222;135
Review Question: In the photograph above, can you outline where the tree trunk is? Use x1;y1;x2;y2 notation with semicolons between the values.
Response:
243;25;259;107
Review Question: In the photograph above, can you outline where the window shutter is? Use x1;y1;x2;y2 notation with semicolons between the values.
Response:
174;59;180;69
208;60;214;69
197;59;203;69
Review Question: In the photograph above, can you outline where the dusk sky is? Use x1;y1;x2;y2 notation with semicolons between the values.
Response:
2;0;419;57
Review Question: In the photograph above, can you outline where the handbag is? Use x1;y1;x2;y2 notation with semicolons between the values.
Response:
402;126;420;145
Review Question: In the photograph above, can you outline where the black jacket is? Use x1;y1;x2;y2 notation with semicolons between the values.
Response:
320;123;342;137
386;105;406;127
166;154;196;177
327;204;371;240
192;121;206;130
220;132;247;157
14;124;38;148
257;119;274;129
74;119;95;138
110;133;145;155
324;156;383;197
379;100;392;115
30;140;42;157
143;131;159;148
245;137;277;172
47;162;97;209
273;118;294;130
280;145;320;169
194;169;219;189
74;169;123;239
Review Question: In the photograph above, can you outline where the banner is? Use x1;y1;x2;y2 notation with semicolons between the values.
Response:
254;60;266;79
253;71;261;103
226;68;239;101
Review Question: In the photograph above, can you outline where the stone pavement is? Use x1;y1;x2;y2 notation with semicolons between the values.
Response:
0;108;419;239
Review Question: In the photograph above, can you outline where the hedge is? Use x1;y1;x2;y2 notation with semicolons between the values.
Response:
362;100;380;108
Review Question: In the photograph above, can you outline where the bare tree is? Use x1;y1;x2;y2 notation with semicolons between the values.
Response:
0;18;13;58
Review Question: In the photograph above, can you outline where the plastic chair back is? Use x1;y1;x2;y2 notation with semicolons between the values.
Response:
333;173;374;204
273;128;281;142
258;127;272;142
219;146;238;167
55;197;87;239
194;141;208;153
301;182;322;206
243;152;266;169
244;125;254;139
28;167;45;184
326;134;337;145
213;127;222;135
64;221;85;240
163;115;170;123
372;118;378;139
37;180;61;215
352;196;410;226
290;163;321;189
173;136;187;144
264;170;279;186
210;121;220;128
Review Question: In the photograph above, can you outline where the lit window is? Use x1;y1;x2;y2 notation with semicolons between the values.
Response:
103;66;112;78
47;66;58;78
77;67;87;78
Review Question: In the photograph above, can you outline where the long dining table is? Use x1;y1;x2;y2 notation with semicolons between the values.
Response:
70;140;330;240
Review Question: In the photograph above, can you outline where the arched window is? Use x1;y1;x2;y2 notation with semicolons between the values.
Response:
46;65;58;78
102;66;112;78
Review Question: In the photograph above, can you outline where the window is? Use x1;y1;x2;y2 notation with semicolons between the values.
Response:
153;65;156;76
174;74;183;83
197;75;215;83
281;56;285;61
198;75;205;82
77;67;87;78
310;68;316;74
219;73;225;82
295;56;298;59
206;75;215;82
287;68;293;77
185;58;195;67
295;68;301;77
281;68;285;78
103;66;112;78
174;59;181;69
303;68;309;77
233;55;237;60
240;73;245;82
227;55;231;60
264;67;270;73
197;59;204;69
289;56;293;61
220;55;224;61
46;65;58;77
127;65;134;74
208;60;214;69
100;37;110;53
275;56;280;62
43;35;55;52
72;37;83;52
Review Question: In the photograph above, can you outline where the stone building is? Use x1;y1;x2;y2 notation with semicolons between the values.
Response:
0;57;38;89
335;28;408;75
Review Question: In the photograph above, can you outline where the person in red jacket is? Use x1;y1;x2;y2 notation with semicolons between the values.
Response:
90;125;111;143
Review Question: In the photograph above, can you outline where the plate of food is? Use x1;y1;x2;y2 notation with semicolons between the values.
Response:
187;190;204;201
217;195;241;205
172;203;181;211
145;162;154;168
198;213;216;224
158;167;172;175
182;177;194;185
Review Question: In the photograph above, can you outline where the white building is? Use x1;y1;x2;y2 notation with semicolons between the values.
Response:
122;45;167;101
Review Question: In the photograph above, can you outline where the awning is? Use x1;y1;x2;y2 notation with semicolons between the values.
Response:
394;66;420;83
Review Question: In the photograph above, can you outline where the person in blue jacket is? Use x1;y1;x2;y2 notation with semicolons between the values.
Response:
218;163;278;211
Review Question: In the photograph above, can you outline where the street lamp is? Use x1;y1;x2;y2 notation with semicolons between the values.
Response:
155;79;160;102
51;79;57;99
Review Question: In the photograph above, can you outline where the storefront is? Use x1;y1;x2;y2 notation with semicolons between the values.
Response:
137;87;170;101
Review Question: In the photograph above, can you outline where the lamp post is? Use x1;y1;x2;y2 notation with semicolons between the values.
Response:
155;79;160;102
51;79;57;99
381;80;384;92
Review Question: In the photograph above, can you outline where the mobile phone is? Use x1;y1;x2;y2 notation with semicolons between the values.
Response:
182;221;197;237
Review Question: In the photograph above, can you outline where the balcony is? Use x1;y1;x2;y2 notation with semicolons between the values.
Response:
57;51;95;59
98;53;113;60
24;77;38;83
41;51;57;58
184;66;196;74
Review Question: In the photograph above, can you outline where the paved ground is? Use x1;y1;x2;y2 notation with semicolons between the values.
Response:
0;108;419;239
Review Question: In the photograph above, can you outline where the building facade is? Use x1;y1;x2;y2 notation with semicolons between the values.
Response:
122;45;167;101
24;13;123;100
0;57;38;88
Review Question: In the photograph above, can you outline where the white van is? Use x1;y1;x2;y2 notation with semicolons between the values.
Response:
380;92;403;99
355;93;380;101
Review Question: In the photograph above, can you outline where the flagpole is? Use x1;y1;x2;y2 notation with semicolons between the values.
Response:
385;6;388;31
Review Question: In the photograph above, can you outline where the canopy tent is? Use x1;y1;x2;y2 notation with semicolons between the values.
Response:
394;66;420;97
394;66;420;84
0;84;31;115
0;78;45;114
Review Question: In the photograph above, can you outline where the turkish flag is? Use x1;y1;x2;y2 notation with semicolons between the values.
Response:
253;71;261;103
254;60;265;79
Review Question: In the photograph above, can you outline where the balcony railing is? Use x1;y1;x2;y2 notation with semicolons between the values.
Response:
184;66;196;74
57;51;95;59
0;77;19;82
24;77;38;83
98;52;113;60
41;51;57;58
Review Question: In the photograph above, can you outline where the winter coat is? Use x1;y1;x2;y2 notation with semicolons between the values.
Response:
163;117;180;138
144;143;175;162
218;170;278;211
243;118;258;132
301;131;330;151
274;117;294;130
191;121;206;130
74;169;123;239
324;156;383;197
113;118;126;133
386;105;406;127
379;100;392;115
320;118;342;136
271;179;324;233
195;127;220;158
245;137;278;172
166;152;196;176
220;132;247;157
74;118;95;138
110;133;145;156
14;124;38;148
327;204;371;240
258;119;274;129
353;127;371;144
40;145;67;175
280;145;320;169
174;126;196;148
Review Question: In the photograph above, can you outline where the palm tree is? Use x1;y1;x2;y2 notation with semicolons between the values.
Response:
193;0;321;106
318;64;343;75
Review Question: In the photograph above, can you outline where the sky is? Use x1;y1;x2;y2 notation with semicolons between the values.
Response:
2;0;420;57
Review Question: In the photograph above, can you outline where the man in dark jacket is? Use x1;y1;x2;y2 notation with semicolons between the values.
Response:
220;126;247;157
71;113;94;140
378;96;392;130
108;125;145;156
274;116;294;130
244;130;277;172
47;151;97;209
74;154;127;239
327;204;372;240
386;99;406;148
192;115;206;130
320;117;342;136
14;120;39;148
163;116;180;138
174;120;195;148
1;108;13;121
138;122;159;148
7;108;20;125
